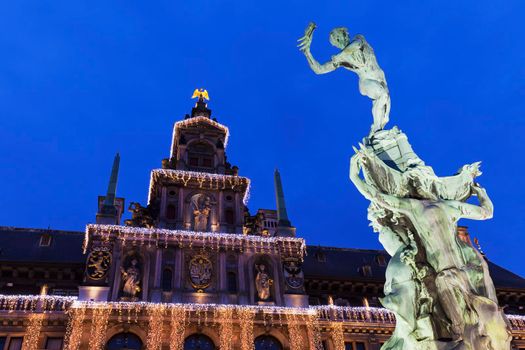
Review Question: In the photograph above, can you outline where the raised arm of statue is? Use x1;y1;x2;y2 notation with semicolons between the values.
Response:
298;22;338;75
350;152;413;215
448;183;494;220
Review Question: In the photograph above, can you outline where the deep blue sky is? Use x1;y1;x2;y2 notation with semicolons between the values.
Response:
0;1;524;276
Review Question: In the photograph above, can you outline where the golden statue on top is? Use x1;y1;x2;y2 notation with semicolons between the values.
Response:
192;88;210;101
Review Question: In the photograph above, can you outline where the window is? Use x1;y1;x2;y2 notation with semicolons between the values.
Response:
0;337;6;350
162;268;173;292
45;337;64;350
40;234;52;247
225;208;234;225
254;335;282;350
184;334;215;350
359;265;372;277
8;337;23;350
106;332;143;350
345;342;366;350
189;157;199;166
166;204;177;220
375;255;387;266
227;271;237;293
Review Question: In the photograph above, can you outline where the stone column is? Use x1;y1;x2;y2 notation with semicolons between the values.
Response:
151;249;163;302
173;248;183;302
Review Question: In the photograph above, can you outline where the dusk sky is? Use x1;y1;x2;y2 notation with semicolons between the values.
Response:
0;1;524;276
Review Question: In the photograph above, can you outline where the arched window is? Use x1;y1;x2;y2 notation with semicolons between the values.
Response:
167;204;177;220
184;334;215;350
162;267;173;291
225;208;234;225
254;335;283;350
227;271;237;293
106;332;143;350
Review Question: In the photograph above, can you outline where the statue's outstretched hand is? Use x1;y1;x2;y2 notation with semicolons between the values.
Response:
297;22;316;53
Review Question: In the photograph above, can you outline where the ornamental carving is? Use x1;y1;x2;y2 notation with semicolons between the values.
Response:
283;259;304;289
86;248;112;280
189;254;213;291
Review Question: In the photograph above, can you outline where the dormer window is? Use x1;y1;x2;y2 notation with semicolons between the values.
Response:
39;234;52;247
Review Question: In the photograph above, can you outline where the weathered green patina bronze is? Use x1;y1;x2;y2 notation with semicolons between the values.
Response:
300;22;512;350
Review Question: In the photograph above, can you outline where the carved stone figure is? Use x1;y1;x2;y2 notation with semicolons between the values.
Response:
124;202;155;228
120;258;141;300
299;22;390;134
255;264;273;301
191;194;215;231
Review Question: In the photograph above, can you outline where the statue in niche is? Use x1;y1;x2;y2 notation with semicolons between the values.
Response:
298;22;390;134
191;193;215;231
120;258;141;301
255;263;273;301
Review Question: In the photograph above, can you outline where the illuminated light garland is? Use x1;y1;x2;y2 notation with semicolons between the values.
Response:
148;169;251;205
306;314;323;350
22;313;45;350
0;294;75;312
330;322;345;350
286;313;304;350
169;308;187;350
507;314;525;330
218;307;234;350
170;116;230;158
146;305;165;350
84;224;306;257
64;306;86;350
238;308;255;350
88;305;111;350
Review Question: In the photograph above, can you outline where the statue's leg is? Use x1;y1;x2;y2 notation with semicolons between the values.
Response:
360;79;390;133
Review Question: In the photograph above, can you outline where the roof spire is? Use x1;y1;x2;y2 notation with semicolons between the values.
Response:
274;169;296;237
101;153;120;214
274;168;291;227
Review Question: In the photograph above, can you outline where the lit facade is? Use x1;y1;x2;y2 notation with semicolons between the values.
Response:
0;95;524;350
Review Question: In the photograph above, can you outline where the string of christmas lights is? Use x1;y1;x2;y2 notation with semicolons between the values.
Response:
22;313;45;350
239;308;255;350
306;313;323;350
169;308;187;350
330;322;345;350
63;306;86;350
84;224;306;257
219;307;234;350
146;306;165;350
88;305;111;350
148;169;251;205
170;116;230;158
286;313;304;350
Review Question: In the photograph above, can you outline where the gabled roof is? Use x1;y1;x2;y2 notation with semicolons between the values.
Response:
303;245;525;290
0;226;85;264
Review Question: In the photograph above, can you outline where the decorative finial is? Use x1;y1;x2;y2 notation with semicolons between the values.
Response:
191;88;210;102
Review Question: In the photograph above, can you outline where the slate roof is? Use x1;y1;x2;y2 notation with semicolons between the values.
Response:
0;226;524;290
303;245;525;290
0;226;85;264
